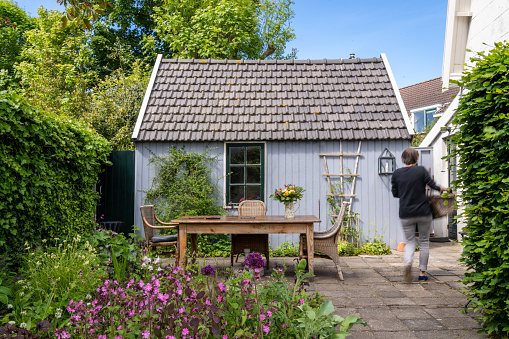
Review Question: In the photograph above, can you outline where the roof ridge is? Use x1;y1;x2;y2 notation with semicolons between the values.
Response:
160;57;382;64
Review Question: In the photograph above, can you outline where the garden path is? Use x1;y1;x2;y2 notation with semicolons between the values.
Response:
164;242;486;338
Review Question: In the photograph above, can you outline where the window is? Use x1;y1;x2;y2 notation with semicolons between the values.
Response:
413;108;438;132
226;143;265;204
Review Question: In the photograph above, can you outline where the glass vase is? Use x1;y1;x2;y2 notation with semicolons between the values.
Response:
284;201;295;219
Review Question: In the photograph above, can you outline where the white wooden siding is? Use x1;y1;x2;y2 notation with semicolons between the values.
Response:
134;140;411;249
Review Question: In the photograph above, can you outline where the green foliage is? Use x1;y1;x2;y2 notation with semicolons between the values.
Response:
0;92;110;262
16;8;96;120
359;240;391;255
0;279;12;305
196;234;231;257
84;56;150;150
337;241;360;256
270;241;299;257
448;41;509;336
148;0;296;60
0;0;35;90
144;146;225;221
269;184;305;203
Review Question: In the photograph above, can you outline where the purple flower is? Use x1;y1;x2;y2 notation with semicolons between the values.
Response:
201;265;216;277
244;252;265;269
142;330;150;338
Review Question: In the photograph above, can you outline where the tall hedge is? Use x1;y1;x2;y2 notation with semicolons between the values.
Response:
450;42;509;336
0;92;110;259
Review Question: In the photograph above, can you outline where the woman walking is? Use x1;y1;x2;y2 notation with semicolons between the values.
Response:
391;148;448;282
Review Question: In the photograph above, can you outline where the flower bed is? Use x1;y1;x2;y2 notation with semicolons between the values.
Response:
0;232;365;338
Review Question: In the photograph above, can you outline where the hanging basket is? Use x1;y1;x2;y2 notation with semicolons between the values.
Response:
429;195;456;219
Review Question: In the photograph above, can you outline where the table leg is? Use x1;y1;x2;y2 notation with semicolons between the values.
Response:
191;234;198;264
306;223;314;275
178;224;187;267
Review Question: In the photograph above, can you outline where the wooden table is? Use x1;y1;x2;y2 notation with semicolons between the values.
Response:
171;215;321;274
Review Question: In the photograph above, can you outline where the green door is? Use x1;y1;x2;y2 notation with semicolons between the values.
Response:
96;151;135;236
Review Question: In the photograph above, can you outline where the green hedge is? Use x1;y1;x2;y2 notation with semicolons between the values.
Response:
450;42;509;336
0;92;110;260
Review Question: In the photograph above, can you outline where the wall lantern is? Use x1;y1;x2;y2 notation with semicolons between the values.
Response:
378;148;396;175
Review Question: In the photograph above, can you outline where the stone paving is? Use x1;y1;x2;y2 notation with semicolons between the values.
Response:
174;241;488;338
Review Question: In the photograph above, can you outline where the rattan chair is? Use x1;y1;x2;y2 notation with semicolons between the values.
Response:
299;201;350;280
140;205;179;261
231;200;269;269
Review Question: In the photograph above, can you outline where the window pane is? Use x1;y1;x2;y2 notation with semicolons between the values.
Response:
414;111;424;132
229;185;244;204
246;186;261;201
246;146;261;164
246;166;261;183
230;167;244;184
230;147;245;164
426;109;436;128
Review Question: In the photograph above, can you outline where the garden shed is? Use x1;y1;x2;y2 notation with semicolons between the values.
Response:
132;54;413;249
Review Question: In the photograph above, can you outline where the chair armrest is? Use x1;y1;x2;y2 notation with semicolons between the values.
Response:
142;216;178;229
154;214;177;226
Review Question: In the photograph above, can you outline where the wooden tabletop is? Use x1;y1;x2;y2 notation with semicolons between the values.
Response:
172;215;321;224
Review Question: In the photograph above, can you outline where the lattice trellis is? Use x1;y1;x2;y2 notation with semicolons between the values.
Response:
320;141;362;218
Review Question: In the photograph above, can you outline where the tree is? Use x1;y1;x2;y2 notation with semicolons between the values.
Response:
449;42;509;337
16;8;95;119
0;0;35;89
147;0;296;60
85;54;150;150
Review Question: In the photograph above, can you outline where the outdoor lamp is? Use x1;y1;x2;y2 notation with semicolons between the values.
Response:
378;148;395;175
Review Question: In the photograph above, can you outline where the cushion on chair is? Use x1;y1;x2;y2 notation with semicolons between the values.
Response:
150;235;177;243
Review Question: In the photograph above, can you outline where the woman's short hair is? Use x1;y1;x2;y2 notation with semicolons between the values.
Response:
401;148;419;165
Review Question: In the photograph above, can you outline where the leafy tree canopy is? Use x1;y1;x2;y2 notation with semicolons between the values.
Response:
0;0;35;89
147;0;296;60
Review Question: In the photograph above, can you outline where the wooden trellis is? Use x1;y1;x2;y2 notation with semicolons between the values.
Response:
320;141;362;218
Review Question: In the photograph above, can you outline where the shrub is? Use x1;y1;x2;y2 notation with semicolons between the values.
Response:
143;146;225;221
0;92;110;263
448;41;509;336
270;241;299;257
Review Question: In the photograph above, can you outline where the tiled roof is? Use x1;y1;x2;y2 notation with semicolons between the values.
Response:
135;57;411;142
400;77;460;116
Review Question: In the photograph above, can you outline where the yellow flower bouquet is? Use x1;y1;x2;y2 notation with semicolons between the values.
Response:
269;184;305;203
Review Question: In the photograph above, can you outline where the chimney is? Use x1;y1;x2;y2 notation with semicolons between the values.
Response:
349;53;355;59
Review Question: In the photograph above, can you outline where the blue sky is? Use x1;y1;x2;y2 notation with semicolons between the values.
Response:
15;0;448;89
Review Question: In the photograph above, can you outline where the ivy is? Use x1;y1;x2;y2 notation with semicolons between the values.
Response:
143;146;225;221
448;42;509;336
0;91;110;261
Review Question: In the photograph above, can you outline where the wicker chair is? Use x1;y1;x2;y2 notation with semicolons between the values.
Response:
231;200;269;269
140;205;179;261
299;201;350;280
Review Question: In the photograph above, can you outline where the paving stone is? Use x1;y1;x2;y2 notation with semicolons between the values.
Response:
350;297;385;306
401;318;445;331
451;330;490;338
362;331;418;339
413;330;460;338
346;331;375;338
383;297;418;306
357;307;394;319
410;297;450;306
437;317;482;330
365;317;408;331
376;290;406;298
391;307;434;319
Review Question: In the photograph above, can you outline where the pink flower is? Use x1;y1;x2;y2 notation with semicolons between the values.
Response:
260;314;266;321
98;336;107;339
217;296;222;303
299;299;305;304
223;335;228;339
182;328;189;335
218;282;226;291
142;330;150;338
166;336;176;339
262;325;270;334
267;310;273;317
243;280;250;285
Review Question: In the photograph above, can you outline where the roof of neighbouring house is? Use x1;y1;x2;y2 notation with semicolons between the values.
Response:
133;56;412;142
399;77;460;116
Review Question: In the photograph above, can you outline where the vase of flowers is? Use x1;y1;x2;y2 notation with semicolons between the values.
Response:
269;184;305;218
